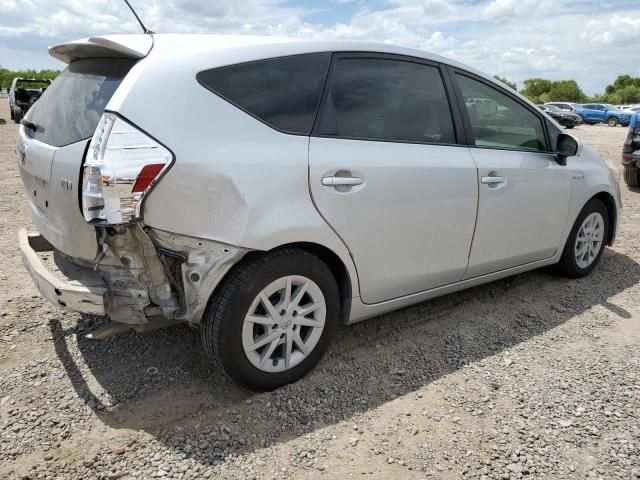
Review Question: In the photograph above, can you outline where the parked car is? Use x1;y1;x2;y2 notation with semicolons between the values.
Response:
17;34;622;390
575;103;632;127
537;104;582;128
622;112;640;186
8;77;51;123
545;102;578;112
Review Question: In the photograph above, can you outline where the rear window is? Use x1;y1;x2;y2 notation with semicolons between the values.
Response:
197;53;331;135
25;58;135;147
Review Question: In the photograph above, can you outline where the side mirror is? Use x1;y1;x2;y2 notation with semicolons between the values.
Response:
555;133;580;166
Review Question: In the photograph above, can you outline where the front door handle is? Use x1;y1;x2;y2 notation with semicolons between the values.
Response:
481;175;506;185
321;176;364;187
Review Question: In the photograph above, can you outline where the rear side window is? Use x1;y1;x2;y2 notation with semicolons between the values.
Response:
25;58;135;147
455;73;546;152
198;53;331;135
318;58;456;144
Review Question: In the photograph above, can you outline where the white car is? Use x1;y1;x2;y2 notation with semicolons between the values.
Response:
17;34;621;390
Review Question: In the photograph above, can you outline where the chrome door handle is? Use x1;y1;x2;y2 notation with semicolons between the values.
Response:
481;176;506;185
321;176;364;187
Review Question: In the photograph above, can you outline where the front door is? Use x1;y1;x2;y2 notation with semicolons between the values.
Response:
309;55;478;304
452;71;571;278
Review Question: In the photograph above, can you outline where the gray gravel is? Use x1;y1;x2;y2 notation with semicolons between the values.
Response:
1;99;639;479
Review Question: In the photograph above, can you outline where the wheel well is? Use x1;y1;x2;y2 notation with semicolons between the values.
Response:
269;242;353;324
592;192;616;245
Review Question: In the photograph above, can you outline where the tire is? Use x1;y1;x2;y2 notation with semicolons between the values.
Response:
585;122;596;125
13;108;22;124
607;116;618;127
558;199;609;278
624;164;640;187
10;107;14;120
565;126;574;129
201;249;340;391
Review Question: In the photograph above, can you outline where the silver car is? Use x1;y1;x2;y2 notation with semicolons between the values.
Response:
17;34;621;390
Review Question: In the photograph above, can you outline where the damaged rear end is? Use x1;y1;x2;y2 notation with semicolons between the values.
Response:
17;35;244;332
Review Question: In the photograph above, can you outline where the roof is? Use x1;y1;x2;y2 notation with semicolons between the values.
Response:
50;33;488;77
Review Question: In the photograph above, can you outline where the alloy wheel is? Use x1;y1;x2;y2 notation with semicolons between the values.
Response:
241;275;326;373
574;212;604;269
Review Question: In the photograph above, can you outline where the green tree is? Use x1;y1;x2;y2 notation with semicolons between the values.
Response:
520;78;553;102
494;75;516;90
548;80;587;103
520;78;587;103
0;66;60;91
600;76;640;104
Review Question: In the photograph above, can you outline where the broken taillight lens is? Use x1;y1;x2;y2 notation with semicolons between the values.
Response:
81;113;172;224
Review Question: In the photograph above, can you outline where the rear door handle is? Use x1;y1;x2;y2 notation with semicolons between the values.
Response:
481;176;506;185
321;176;364;187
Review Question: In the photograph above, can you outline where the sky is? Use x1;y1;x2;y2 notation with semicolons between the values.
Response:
1;0;640;95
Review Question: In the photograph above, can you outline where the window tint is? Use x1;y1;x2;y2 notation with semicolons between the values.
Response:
455;74;546;152
198;53;331;135
318;58;455;144
25;58;135;147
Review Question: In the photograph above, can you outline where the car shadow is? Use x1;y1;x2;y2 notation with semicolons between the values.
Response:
49;248;640;466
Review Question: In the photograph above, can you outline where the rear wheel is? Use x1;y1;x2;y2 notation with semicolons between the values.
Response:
624;164;640;187
558;199;609;278
201;249;340;391
607;116;619;127
12;107;22;123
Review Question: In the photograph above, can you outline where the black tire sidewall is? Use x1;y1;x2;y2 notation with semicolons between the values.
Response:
560;199;609;278
623;165;640;187
205;251;340;391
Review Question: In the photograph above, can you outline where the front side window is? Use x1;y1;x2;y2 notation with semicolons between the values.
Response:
197;53;331;135
318;58;456;144
455;73;546;152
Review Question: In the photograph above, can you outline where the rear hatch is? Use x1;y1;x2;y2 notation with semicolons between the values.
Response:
17;36;151;260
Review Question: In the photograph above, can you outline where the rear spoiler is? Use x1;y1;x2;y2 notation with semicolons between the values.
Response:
49;35;153;64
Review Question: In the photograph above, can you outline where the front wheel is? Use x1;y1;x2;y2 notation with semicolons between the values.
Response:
558;199;609;278
201;249;340;391
565;125;574;129
607;116;619;127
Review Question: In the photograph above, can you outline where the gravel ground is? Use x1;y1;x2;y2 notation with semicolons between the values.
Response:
1;98;639;480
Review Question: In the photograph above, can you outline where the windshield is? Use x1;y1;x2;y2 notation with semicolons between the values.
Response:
25;58;135;147
602;104;619;110
545;104;562;112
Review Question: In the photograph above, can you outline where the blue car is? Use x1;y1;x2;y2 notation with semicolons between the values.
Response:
622;112;640;186
575;103;632;127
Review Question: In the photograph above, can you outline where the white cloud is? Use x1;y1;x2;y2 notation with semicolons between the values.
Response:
581;14;640;45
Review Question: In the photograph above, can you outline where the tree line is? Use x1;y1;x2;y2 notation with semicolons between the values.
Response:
0;67;60;92
495;75;640;105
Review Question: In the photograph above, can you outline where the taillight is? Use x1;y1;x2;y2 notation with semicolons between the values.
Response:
82;113;172;225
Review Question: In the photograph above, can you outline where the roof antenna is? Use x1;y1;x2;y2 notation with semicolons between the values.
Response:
122;0;154;34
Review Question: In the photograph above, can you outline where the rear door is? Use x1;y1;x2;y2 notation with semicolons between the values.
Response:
17;58;136;259
582;104;599;122
309;54;478;304
450;69;571;278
